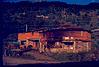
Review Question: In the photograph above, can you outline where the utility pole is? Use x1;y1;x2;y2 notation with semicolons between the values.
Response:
26;24;28;32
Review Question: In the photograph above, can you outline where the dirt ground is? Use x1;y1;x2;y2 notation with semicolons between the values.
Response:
3;56;62;66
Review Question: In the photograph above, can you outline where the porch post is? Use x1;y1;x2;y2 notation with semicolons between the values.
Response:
87;42;89;52
26;39;28;47
73;41;76;53
39;42;42;53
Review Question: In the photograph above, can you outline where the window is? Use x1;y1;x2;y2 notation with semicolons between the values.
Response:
34;40;39;42
63;42;74;45
21;40;26;45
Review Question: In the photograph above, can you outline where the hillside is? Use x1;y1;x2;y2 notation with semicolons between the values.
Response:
1;1;99;40
1;1;99;33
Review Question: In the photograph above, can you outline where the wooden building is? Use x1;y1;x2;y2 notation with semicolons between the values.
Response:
44;27;91;53
18;24;91;53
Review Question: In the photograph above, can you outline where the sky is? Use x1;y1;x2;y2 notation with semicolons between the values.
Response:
4;0;99;5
